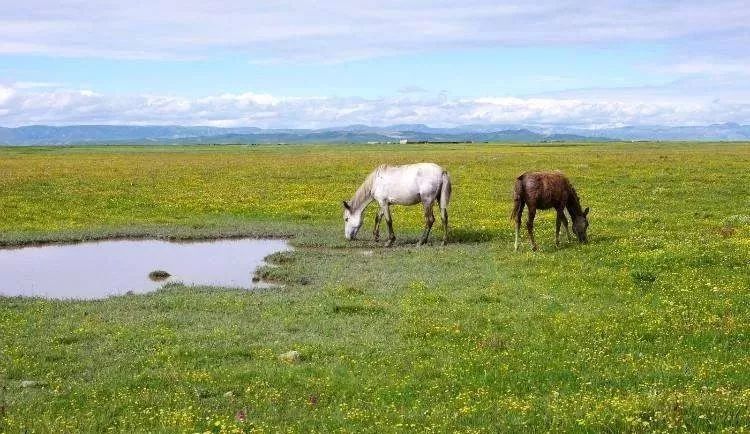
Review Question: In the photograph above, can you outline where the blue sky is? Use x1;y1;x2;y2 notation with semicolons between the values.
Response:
1;45;670;98
1;1;749;128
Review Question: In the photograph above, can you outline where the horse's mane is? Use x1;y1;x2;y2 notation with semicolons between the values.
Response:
566;182;584;216
348;166;382;210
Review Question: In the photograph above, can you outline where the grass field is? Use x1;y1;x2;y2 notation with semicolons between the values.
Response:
1;142;749;432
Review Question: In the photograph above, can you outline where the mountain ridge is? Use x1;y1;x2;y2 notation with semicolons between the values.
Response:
1;123;749;145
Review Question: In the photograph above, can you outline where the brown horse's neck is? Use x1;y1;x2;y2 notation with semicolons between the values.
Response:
565;185;584;217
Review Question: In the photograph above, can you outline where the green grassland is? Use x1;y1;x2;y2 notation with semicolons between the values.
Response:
1;142;749;432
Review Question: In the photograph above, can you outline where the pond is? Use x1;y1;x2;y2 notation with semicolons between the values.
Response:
0;238;290;300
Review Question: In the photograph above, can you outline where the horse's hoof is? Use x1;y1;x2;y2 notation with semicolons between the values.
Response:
441;241;447;246
386;239;395;247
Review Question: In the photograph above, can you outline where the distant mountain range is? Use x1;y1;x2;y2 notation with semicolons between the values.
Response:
1;123;749;145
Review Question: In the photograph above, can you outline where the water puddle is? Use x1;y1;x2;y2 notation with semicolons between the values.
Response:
0;238;290;300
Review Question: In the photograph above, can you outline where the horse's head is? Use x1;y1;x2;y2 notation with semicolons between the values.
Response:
572;207;590;243
342;201;363;240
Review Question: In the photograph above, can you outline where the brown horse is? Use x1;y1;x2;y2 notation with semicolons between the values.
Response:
511;171;589;251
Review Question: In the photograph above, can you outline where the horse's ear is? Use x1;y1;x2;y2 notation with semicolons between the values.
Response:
342;201;351;210
584;207;590;216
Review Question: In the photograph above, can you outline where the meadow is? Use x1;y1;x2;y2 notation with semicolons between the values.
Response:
1;142;749;432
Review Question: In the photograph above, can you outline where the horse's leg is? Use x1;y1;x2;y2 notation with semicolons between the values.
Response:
440;203;448;246
560;210;571;242
526;206;538;251
384;205;396;247
373;208;384;242
514;202;524;251
419;202;435;245
555;208;564;247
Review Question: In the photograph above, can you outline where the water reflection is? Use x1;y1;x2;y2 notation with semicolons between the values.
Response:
0;238;289;300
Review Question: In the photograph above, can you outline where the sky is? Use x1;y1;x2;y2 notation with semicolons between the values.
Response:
1;0;749;128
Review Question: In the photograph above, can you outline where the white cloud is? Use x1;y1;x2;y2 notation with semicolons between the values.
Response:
536;75;750;107
0;85;16;105
13;81;63;89
1;1;748;63
1;83;748;128
397;85;429;94
664;61;750;76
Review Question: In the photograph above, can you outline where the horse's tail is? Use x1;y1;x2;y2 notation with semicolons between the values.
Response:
511;174;525;221
438;170;451;210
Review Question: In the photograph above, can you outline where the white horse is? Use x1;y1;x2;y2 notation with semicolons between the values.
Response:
343;163;452;246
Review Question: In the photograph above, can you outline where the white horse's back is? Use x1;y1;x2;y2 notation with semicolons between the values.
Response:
373;163;445;206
